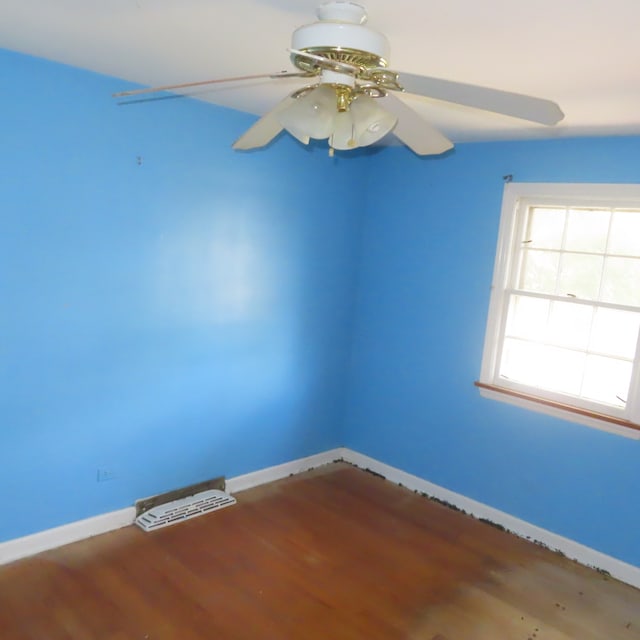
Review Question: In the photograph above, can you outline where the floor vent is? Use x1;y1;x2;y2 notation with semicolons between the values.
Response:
135;489;236;532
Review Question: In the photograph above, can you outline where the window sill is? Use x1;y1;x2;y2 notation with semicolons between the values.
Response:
475;381;640;440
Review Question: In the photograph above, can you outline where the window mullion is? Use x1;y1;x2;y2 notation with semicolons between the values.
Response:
594;207;614;302
554;206;569;297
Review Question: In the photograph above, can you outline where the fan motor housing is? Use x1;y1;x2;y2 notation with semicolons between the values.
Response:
291;2;390;72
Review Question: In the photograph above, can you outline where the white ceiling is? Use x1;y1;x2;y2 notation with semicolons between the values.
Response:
2;0;640;143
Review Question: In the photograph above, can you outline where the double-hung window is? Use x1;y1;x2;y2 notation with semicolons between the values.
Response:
478;183;640;438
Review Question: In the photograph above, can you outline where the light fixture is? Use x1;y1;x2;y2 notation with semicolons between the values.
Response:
278;2;396;153
277;84;397;153
350;94;397;147
277;85;337;140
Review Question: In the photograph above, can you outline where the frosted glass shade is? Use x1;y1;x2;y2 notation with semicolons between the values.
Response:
277;86;336;140
278;85;398;150
351;95;397;146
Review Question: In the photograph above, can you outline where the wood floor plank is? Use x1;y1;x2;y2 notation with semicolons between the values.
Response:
0;462;638;639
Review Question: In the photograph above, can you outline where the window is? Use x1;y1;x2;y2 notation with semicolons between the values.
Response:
478;183;640;438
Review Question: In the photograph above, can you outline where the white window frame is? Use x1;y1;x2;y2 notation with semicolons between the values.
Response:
478;182;640;440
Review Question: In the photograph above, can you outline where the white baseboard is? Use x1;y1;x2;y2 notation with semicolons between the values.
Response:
340;448;640;590
0;448;345;566
2;446;638;592
225;448;345;493
0;506;136;566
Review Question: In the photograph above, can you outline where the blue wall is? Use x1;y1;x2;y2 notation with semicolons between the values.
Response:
345;137;640;567
3;48;639;569
0;50;364;541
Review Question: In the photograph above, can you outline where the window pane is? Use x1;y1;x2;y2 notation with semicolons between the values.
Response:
541;345;585;396
547;301;592;350
581;355;631;407
505;295;549;342
565;209;610;253
557;253;603;300
608;211;640;257
500;338;545;387
601;257;640;306
519;250;560;293
527;207;566;249
590;308;640;359
500;339;585;396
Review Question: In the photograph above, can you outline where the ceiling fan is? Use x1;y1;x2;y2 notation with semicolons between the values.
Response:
113;1;564;156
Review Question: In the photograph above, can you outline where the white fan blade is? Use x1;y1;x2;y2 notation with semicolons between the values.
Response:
383;93;453;156
396;72;564;125
232;95;309;150
113;71;310;98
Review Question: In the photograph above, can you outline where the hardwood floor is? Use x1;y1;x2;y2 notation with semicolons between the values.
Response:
0;462;638;639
